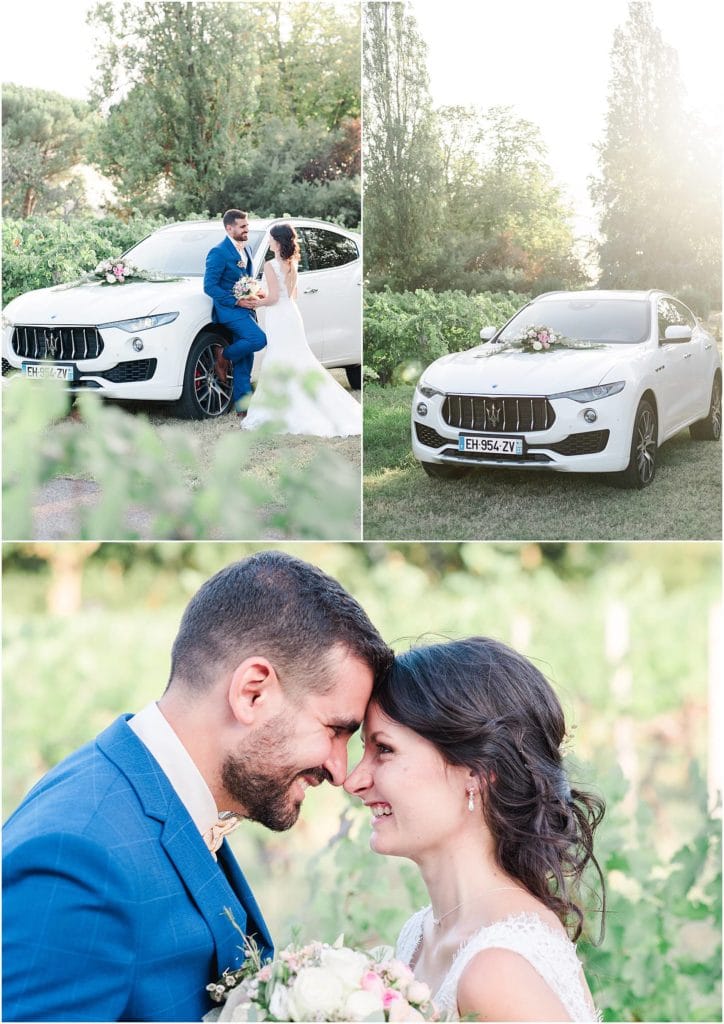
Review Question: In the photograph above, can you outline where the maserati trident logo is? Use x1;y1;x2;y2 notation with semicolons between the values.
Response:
44;331;60;358
487;402;502;428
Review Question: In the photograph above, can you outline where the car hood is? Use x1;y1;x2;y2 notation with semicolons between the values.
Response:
422;343;643;393
4;278;206;325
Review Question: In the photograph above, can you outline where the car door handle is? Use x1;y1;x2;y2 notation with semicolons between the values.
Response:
684;353;692;359
303;288;319;294
705;344;713;350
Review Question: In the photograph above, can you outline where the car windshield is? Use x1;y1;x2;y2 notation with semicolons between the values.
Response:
124;228;266;276
497;298;651;345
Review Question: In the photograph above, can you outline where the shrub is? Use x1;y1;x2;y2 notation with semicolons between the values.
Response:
363;288;528;385
2;214;170;304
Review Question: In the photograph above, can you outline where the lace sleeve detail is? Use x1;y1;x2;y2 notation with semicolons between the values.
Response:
395;907;428;966
435;913;600;1023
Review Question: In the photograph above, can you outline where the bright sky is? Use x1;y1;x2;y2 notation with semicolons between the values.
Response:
410;0;723;236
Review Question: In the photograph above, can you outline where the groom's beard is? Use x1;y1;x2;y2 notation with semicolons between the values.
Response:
221;712;331;831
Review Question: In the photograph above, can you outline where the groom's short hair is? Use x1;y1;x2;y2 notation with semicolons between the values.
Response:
168;551;391;697
223;209;248;227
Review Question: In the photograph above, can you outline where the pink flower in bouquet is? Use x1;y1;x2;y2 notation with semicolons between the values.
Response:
406;980;432;1006
383;987;403;1008
361;970;386;998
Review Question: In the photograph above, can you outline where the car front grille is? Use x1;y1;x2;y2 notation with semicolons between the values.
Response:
442;394;555;433
12;326;104;361
543;430;610;456
95;359;157;384
415;423;449;449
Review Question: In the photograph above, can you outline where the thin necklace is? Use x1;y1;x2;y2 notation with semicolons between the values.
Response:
431;886;520;926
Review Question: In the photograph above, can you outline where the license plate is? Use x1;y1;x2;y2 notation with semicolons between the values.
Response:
458;433;524;455
21;362;75;381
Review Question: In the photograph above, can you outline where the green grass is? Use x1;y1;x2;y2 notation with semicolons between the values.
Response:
362;384;722;540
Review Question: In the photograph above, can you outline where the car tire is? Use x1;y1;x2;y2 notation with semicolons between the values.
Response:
421;461;472;480
345;364;362;390
689;374;722;441
175;331;233;420
618;398;657;489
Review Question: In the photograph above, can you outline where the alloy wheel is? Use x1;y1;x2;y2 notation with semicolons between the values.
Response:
711;378;722;439
635;407;656;485
193;341;233;417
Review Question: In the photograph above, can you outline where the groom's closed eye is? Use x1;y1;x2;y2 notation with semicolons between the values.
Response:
329;719;361;738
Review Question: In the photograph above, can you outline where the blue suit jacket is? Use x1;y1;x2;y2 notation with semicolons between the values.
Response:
204;236;256;326
2;715;273;1022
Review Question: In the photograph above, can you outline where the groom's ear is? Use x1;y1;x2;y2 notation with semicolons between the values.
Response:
228;657;283;726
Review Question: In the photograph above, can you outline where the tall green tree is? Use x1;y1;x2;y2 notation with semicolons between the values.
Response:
363;2;443;289
444;106;585;289
250;2;360;129
2;84;95;218
591;0;721;306
88;2;257;216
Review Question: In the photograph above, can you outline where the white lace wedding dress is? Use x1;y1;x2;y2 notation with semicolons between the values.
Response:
242;259;361;436
396;908;600;1022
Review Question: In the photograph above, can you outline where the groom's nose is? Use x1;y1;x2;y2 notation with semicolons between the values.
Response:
322;744;348;787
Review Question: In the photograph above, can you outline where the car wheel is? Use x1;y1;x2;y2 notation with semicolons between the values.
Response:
175;331;233;419
689;374;722;441
618;398;657;489
345;364;362;390
421;461;472;480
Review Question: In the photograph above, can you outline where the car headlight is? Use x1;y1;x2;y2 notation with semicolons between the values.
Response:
418;381;445;399
2;311;15;331
549;381;625;402
98;312;179;333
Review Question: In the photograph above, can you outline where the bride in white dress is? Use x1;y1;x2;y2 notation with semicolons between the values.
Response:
241;223;361;436
344;637;605;1022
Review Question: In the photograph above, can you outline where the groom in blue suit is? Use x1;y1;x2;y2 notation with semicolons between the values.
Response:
3;551;390;1022
204;209;268;416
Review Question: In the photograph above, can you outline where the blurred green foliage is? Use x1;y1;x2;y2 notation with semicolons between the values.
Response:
364;289;527;385
2;542;720;1020
2;381;360;540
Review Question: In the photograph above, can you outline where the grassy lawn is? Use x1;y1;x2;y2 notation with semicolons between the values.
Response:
363;384;722;540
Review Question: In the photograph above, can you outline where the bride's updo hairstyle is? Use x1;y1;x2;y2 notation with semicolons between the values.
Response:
270;223;300;263
375;637;605;941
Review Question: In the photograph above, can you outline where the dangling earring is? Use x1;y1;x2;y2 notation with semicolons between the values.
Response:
467;788;475;812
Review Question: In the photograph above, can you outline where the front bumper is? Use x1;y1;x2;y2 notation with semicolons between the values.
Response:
411;387;635;473
2;321;186;402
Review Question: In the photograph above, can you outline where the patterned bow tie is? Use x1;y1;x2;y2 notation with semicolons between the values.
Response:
203;811;242;858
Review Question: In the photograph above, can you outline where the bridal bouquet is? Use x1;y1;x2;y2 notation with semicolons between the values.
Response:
206;936;436;1022
233;276;262;301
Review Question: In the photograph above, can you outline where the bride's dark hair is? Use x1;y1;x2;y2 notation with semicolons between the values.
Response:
374;637;606;942
270;222;300;262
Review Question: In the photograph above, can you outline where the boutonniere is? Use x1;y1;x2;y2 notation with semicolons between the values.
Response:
237;260;246;270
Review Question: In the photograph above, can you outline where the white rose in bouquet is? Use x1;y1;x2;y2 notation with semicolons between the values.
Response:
344;988;386;1021
320;946;370;989
288;966;346;1020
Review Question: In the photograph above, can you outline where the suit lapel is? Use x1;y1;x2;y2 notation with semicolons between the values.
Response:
97;716;272;975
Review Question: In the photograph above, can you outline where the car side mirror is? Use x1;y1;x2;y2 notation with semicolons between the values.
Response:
663;325;692;343
480;326;498;342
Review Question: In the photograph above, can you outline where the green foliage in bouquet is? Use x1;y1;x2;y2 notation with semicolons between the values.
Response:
364;289;527;385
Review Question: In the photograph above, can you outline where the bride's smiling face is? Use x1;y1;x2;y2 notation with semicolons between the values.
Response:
344;702;472;861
